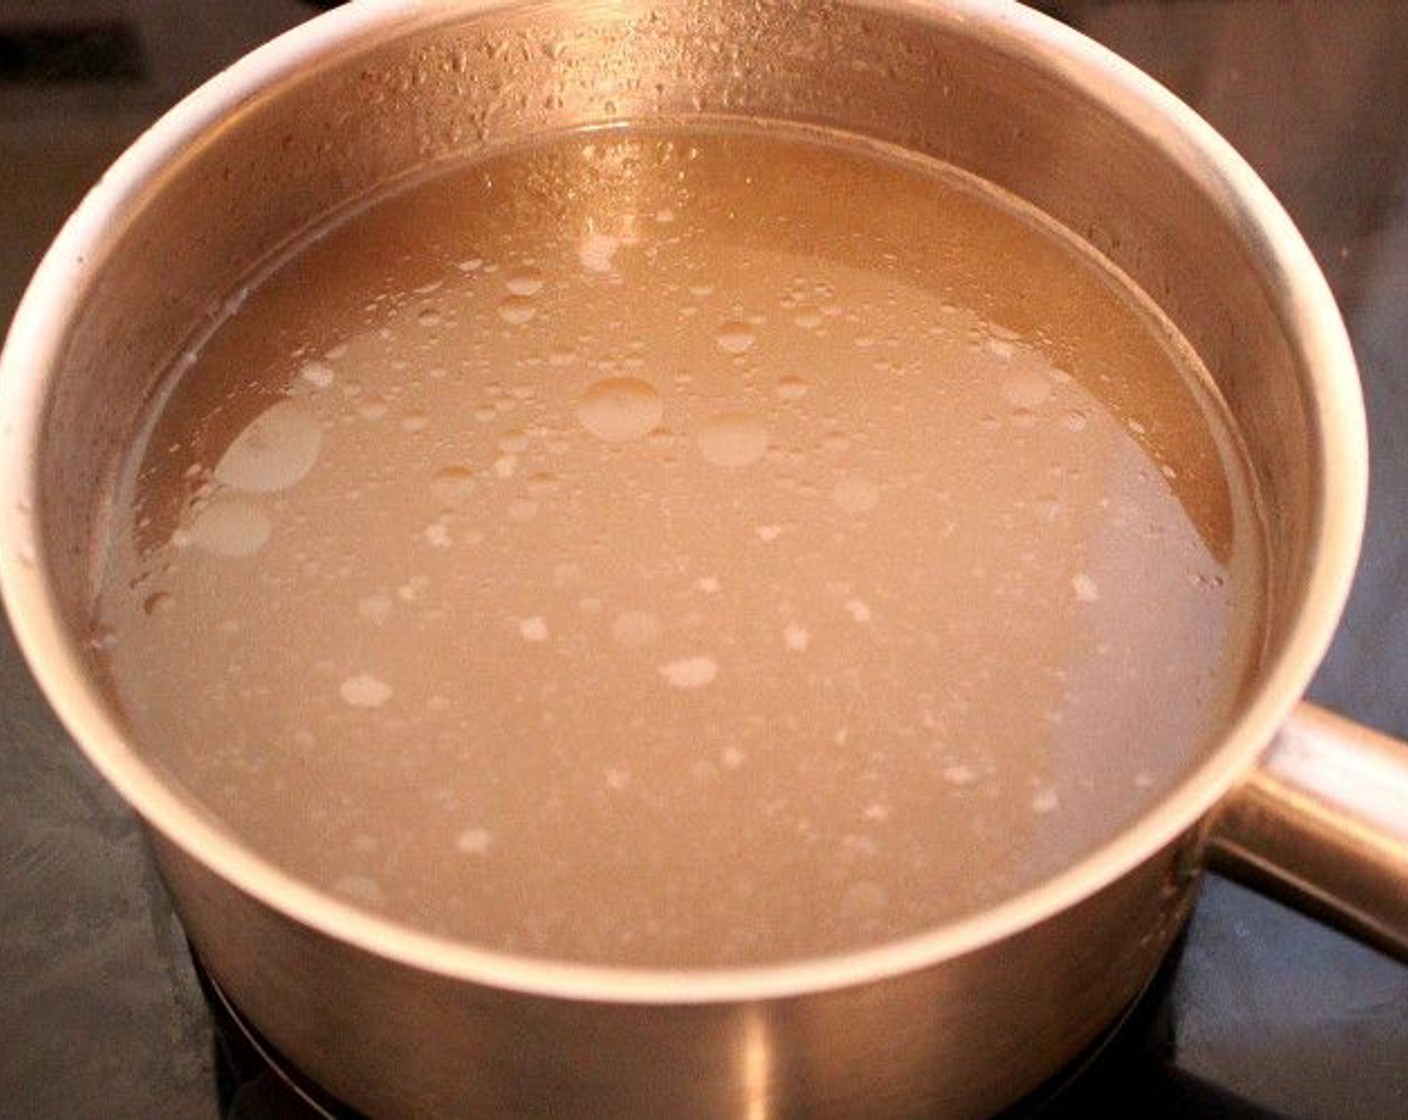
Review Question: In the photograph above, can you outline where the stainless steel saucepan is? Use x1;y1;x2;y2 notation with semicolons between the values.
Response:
3;2;1406;1117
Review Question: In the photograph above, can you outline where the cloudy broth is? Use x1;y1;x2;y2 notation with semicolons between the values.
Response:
97;125;1266;967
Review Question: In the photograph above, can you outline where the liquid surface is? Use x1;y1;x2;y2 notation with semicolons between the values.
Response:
97;125;1265;967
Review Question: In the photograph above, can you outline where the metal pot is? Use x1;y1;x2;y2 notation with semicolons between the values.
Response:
2;1;1405;1116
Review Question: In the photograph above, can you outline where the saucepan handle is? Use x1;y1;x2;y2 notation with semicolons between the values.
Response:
1206;701;1408;961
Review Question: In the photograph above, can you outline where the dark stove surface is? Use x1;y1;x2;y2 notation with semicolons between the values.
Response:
2;3;1407;1118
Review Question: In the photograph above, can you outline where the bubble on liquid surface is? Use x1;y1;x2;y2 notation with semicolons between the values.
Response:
182;498;272;558
213;399;323;493
612;610;660;648
715;321;756;354
832;476;880;515
576;377;663;442
697;412;769;467
340;673;392;708
658;655;718;688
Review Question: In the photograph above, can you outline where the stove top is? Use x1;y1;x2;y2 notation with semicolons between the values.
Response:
2;3;1407;1118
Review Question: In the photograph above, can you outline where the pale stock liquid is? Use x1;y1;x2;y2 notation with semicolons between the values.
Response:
97;126;1266;967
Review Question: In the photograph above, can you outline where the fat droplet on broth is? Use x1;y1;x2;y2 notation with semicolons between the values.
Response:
518;616;550;642
358;594;393;624
832;476;880;515
179;497;272;557
357;394;390;421
841;880;889;916
576;376;663;442
507;498;539;522
504;265;545;296
299;360;335;389
213;399;323;493
498;295;537;324
783;622;811;651
579;229;624;273
941;762;980;786
456;827;493;854
715;320;756;354
775;375;809;400
1000;369;1052;409
697;412;769;468
430;466;477;509
658;655;718;688
612;609;661;647
340;673;392;708
526;471;561;496
334;874;387;908
844;598;872;624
